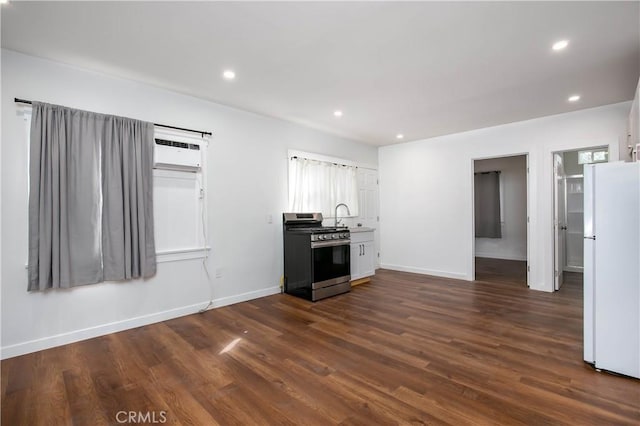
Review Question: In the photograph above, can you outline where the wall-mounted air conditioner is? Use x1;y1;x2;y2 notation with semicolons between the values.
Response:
154;138;201;172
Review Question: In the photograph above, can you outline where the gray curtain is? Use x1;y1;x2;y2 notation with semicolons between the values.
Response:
102;117;156;281
28;102;156;291
474;171;502;238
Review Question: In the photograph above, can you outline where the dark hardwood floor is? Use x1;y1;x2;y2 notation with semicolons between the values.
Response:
475;257;527;286
563;271;583;287
2;269;638;425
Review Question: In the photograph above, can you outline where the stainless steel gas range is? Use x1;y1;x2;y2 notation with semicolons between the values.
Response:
283;213;351;301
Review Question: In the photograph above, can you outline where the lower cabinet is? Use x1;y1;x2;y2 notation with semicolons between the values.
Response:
350;230;375;282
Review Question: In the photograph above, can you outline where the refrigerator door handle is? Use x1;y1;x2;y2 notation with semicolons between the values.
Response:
584;236;596;240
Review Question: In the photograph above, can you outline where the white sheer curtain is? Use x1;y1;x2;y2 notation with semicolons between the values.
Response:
288;157;359;217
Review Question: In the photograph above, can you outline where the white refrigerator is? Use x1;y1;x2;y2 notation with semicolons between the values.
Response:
583;161;640;378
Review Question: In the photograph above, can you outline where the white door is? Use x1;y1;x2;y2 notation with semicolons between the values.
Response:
525;154;530;286
583;164;595;363
357;168;379;267
553;153;567;290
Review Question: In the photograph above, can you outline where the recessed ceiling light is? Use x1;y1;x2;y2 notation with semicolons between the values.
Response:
333;110;343;118
222;70;236;80
552;40;569;51
0;0;9;4
396;134;404;140
568;95;580;102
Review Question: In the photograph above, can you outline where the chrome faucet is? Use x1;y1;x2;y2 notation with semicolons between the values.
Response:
334;203;351;228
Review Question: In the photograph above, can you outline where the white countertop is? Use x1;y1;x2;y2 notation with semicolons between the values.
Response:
349;227;375;233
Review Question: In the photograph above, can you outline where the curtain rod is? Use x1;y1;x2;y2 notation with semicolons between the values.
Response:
474;170;501;175
14;98;212;137
290;155;357;168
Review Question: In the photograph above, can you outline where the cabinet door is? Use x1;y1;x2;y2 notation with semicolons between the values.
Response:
350;242;361;280
360;241;376;278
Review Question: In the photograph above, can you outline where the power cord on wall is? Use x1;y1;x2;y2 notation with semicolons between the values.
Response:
197;142;215;314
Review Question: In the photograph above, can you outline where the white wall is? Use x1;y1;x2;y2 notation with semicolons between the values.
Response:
474;155;527;261
0;49;378;358
379;102;629;291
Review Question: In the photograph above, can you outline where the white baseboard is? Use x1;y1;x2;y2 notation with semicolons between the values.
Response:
380;263;555;293
475;252;527;262
1;286;280;360
379;263;467;280
205;286;281;310
528;282;554;293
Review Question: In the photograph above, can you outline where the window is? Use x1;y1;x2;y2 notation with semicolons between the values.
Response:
288;154;359;218
151;128;207;254
578;149;608;164
27;102;156;290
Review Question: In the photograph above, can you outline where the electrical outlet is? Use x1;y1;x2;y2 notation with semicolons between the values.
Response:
267;214;273;224
215;268;223;278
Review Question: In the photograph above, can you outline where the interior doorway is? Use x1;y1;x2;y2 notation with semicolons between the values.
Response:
552;146;608;290
472;154;529;286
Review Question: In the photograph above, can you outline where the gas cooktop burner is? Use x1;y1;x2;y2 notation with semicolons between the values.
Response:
290;226;340;232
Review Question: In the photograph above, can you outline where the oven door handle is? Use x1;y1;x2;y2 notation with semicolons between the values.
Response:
311;239;351;248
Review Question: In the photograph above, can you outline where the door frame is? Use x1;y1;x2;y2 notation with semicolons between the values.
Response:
470;152;531;287
551;145;609;291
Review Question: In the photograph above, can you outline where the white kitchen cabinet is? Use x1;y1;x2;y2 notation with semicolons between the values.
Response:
350;229;375;284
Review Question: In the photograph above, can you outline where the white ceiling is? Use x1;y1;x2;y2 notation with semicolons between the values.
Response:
2;2;639;146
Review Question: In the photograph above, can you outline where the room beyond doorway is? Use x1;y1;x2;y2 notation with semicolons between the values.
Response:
552;146;608;290
475;257;527;285
472;154;529;286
